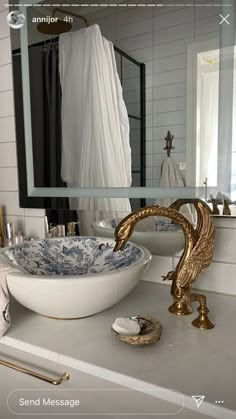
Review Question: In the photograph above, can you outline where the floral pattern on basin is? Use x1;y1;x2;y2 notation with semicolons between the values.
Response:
3;237;143;277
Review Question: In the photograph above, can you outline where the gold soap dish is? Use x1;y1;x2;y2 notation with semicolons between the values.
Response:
111;315;162;347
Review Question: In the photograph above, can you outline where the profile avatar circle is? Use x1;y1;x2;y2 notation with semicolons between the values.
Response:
7;10;25;29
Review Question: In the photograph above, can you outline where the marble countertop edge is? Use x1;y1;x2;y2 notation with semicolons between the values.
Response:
0;335;234;419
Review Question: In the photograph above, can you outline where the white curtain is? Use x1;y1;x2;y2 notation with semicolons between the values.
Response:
197;71;219;188
59;25;131;235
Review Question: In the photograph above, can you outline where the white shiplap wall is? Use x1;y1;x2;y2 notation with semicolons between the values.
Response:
117;3;220;187
0;1;45;239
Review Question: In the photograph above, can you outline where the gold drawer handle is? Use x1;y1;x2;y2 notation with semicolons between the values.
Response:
0;358;70;385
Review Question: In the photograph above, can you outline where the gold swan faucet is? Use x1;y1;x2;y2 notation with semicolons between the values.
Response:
113;199;215;330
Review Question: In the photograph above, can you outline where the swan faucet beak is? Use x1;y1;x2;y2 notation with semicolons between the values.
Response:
113;239;126;252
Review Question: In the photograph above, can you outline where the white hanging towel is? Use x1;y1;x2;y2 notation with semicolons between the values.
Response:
155;156;193;221
0;256;17;338
59;24;131;233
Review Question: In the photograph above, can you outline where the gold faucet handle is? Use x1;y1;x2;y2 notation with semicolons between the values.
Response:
49;224;57;238
211;199;220;215
67;222;79;236
162;271;174;281
222;199;231;216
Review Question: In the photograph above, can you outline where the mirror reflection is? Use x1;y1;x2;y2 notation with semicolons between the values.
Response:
44;207;185;255
10;1;236;216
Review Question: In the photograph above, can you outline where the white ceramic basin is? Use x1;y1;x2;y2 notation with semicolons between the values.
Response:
2;237;151;319
92;218;185;256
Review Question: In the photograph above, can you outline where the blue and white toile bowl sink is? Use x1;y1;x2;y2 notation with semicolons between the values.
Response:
2;237;151;319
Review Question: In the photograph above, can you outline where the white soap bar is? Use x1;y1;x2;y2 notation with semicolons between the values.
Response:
112;317;141;336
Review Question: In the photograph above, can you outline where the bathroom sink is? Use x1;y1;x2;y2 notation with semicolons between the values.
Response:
92;218;185;256
1;237;151;319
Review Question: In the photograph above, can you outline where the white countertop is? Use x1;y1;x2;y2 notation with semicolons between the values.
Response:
1;281;236;419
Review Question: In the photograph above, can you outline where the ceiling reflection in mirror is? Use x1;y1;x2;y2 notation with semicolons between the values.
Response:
9;0;236;213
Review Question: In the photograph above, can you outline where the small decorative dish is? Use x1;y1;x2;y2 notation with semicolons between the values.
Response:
111;315;162;346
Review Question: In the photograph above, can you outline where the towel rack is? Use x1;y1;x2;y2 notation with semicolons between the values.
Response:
164;131;175;157
0;357;70;385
